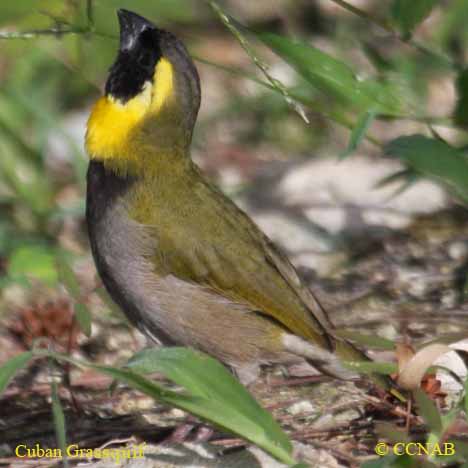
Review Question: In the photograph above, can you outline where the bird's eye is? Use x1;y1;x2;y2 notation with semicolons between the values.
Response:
136;29;158;69
137;49;153;68
139;28;155;48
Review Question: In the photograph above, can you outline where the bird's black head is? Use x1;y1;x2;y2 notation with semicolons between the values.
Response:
86;10;201;168
105;10;162;102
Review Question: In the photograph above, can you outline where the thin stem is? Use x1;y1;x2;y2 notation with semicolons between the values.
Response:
0;28;79;39
328;0;458;70
207;0;310;123
193;54;274;88
86;0;95;31
0;27;115;41
328;0;394;32
195;55;383;147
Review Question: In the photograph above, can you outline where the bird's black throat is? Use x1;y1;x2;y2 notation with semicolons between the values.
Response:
105;28;162;103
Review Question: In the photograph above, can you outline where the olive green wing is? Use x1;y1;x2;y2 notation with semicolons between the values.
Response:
152;179;333;349
260;233;333;331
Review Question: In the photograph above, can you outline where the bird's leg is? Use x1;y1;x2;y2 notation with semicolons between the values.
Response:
163;416;213;444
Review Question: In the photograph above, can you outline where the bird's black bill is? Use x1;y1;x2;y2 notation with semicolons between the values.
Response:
118;9;157;51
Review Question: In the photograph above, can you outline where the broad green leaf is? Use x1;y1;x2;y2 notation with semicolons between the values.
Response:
385;135;468;203
0;351;33;394
42;349;296;465
8;245;58;284
127;348;293;463
98;360;295;465
51;380;68;468
454;67;468;127
391;0;439;36
256;32;403;115
414;389;442;436
340;109;377;159
74;303;92;337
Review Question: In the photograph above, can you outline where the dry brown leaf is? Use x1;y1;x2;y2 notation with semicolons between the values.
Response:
397;343;452;390
395;343;415;369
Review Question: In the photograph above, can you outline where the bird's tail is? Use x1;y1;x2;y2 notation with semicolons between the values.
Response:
283;332;391;390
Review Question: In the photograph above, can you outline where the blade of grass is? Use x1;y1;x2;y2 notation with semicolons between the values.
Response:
206;0;309;123
385;134;468;203
328;0;456;70
343;360;398;375
340;109;377;159
256;31;403;115
38;349;297;466
391;0;439;36
51;380;68;468
0;351;34;394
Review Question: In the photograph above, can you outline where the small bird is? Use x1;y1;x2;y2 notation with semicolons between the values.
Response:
85;9;376;386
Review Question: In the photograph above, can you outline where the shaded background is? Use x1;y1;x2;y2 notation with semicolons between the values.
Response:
1;1;468;466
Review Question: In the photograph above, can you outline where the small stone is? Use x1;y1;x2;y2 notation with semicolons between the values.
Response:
376;323;398;341
287;400;316;416
448;241;468;261
396;267;429;298
441;290;457;308
169;408;186;419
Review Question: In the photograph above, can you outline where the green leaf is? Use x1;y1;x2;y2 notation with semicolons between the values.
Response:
74;303;92;338
374;169;419;190
0;0;63;24
125;348;294;465
440;404;462;433
56;257;81;301
464;375;468;422
343;360;398;375
8;246;58;285
376;169;420;200
375;421;411;444
336;331;396;351
0;351;33;394
40;349;296;465
256;31;403;115
362;454;418;467
385;135;468;203
391;0;439;36
96;286;127;319
413;389;442;436
109;365;295;465
340;109;376;159
454;67;468;127
51;380;68;468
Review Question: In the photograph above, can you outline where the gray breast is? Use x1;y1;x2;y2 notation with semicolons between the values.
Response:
86;160;176;344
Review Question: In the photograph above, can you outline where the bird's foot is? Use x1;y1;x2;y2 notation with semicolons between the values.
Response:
163;422;213;444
